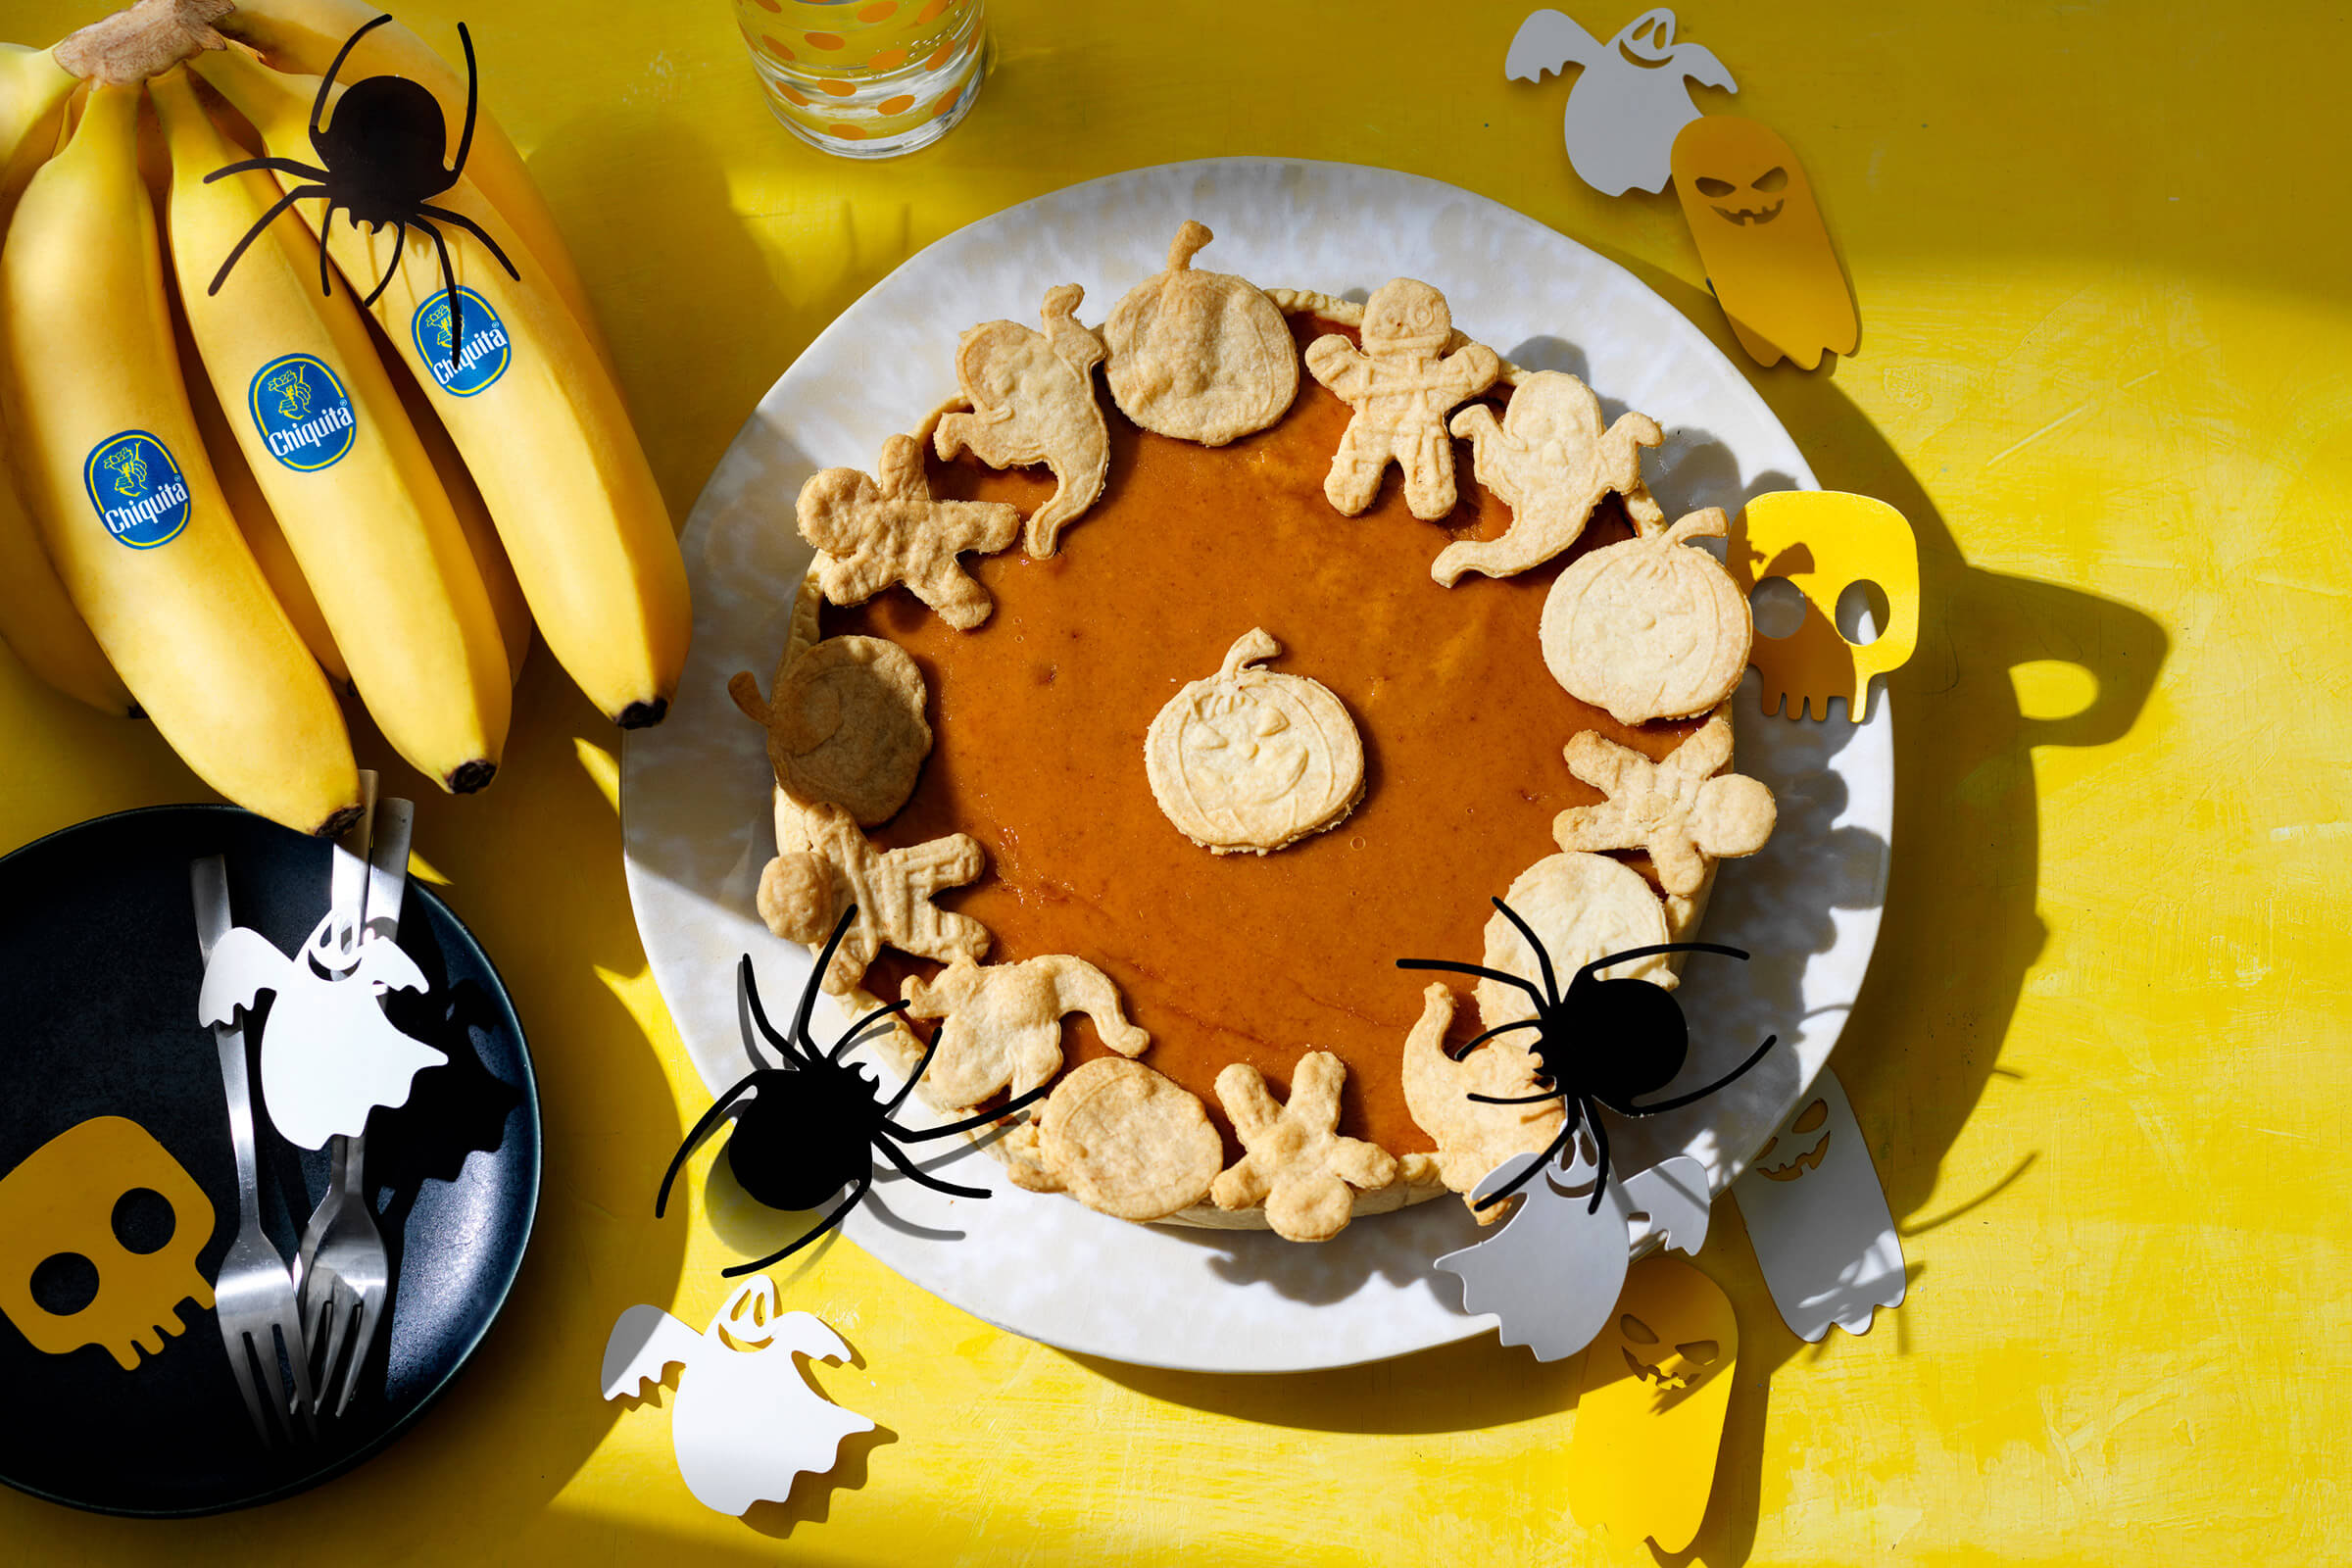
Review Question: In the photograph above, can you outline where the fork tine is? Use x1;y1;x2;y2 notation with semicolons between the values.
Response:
331;1293;372;1419
281;1314;319;1439
223;1330;274;1445
315;1289;354;1415
249;1322;298;1444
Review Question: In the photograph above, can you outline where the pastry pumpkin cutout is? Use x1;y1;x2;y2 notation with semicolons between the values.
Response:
1540;507;1751;724
1103;220;1298;446
1145;628;1364;855
935;282;1109;558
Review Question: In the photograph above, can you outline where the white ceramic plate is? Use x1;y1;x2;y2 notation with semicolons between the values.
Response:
621;159;1891;1373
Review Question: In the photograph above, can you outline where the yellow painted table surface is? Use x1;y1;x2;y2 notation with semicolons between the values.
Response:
2;3;2344;1562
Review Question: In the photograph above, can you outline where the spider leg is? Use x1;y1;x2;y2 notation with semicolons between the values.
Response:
1396;956;1548;1010
1572;942;1749;990
412;215;463;361
873;1132;991;1199
1615;1033;1780;1116
205;184;325;295
313;14;393;142
793;906;863;1064
884;1079;1053;1142
719;1174;869;1276
316;199;341;297
1446;1015;1544;1062
448;22;481;178
358;219;409;309
832;999;911;1060
653;1072;764;1218
1465;1089;1563;1106
1584;1096;1613;1214
879;1028;942;1118
415;204;520;280
1470;1105;1578;1213
1490;897;1561;1006
736;954;803;1069
204;156;329;186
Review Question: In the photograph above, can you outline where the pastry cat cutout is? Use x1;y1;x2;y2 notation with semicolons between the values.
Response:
602;1278;874;1517
0;1118;219;1370
1304;279;1500;519
1728;490;1920;721
198;909;446;1151
902;954;1150;1110
1438;370;1662;585
1564;1253;1740;1553
1506;8;1738;196
935;283;1109;558
1671;116;1859;369
1730;1067;1905;1340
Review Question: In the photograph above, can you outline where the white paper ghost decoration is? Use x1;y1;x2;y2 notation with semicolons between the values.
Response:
602;1278;875;1517
1506;8;1739;196
1730;1067;1905;1340
197;908;446;1151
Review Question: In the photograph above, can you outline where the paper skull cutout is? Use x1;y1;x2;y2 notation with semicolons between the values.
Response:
0;1117;219;1370
1728;490;1921;722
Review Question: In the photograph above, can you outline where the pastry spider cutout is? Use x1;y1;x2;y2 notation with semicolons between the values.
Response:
798;433;1023;630
655;909;1049;1276
1398;900;1777;1214
759;802;991;995
1210;1052;1398;1242
1304;278;1500;519
204;13;518;355
935;283;1109;558
1436;371;1663;586
1550;708;1776;897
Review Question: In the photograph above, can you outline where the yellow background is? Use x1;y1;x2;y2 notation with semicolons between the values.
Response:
2;2;2343;1561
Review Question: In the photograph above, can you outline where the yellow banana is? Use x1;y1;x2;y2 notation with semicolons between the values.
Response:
212;0;617;378
154;68;509;791
0;82;358;835
0;44;133;714
387;342;532;685
199;47;688;727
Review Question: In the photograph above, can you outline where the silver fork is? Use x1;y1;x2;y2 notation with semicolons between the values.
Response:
297;793;411;1417
192;856;318;1446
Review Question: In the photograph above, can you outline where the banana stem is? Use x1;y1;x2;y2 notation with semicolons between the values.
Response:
55;0;233;85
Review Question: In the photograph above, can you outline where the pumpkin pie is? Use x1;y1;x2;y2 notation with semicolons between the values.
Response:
741;223;1774;1239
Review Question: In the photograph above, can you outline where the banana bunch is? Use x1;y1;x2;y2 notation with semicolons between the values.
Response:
0;0;689;834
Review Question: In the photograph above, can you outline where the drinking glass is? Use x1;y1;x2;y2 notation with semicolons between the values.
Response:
732;0;988;159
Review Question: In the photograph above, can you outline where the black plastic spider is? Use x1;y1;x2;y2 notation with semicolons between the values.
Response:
655;906;1050;1277
1398;897;1779;1215
204;13;519;362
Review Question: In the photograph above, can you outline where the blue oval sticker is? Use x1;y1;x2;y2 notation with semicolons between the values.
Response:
410;286;511;397
83;431;191;550
247;353;357;471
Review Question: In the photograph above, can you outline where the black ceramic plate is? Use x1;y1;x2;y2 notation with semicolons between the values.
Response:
0;805;539;1516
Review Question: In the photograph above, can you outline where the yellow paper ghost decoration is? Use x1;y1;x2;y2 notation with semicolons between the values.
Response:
1564;1252;1739;1554
1729;490;1920;721
1671;116;1858;369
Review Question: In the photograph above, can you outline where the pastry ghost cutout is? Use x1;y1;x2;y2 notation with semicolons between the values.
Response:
1437;1138;1710;1361
198;910;447;1150
1564;1253;1739;1554
1729;490;1920;721
1730;1067;1905;1340
0;1118;219;1370
1506;8;1738;196
1671;116;1859;369
602;1277;874;1517
1438;370;1663;586
935;283;1109;558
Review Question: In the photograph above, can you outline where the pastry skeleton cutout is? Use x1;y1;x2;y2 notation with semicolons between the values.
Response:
1211;1052;1398;1242
1437;371;1663;585
758;801;990;995
1551;707;1776;896
902;955;1150;1110
935;283;1109;558
1304;278;1500;519
797;433;1021;630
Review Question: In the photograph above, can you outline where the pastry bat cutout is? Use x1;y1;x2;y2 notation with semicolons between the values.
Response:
1671;115;1857;369
602;1277;875;1517
1507;8;1737;196
1729;1067;1904;1340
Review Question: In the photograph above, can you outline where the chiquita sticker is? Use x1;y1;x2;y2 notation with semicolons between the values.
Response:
82;431;191;550
247;353;357;470
411;285;511;396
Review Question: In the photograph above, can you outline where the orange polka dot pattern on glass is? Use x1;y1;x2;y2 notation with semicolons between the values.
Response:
731;0;988;159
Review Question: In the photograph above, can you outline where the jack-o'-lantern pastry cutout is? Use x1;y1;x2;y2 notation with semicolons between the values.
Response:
1437;371;1663;585
1565;1254;1740;1553
1035;1058;1222;1222
1145;627;1365;855
1397;983;1564;1214
1103;220;1298;446
902;954;1151;1110
0;1117;218;1370
1671;116;1858;370
1540;506;1751;724
1473;853;1677;1043
757;801;990;995
1728;490;1920;721
729;636;931;827
1551;706;1775;896
798;433;1022;630
1210;1052;1399;1242
1731;1067;1906;1341
935;283;1109;558
1304;278;1501;519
